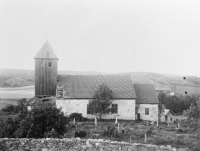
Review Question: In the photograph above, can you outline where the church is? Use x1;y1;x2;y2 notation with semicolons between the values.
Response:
34;41;159;121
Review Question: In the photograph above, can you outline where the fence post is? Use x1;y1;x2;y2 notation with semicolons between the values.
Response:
118;123;119;133
144;134;147;143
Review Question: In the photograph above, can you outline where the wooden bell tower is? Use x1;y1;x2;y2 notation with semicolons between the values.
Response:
34;41;58;97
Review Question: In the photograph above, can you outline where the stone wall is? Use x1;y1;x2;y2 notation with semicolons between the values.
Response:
0;138;177;151
56;99;136;120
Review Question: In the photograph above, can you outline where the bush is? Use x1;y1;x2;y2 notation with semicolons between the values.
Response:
45;128;59;138
176;128;184;133
0;118;18;138
103;126;119;137
0;103;69;138
69;113;85;122
146;126;154;136
1;105;22;114
74;130;87;138
15;104;69;138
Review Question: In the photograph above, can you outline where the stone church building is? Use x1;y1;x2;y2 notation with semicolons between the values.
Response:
34;41;159;121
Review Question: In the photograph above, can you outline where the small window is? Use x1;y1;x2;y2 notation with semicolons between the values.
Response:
171;117;172;121
145;108;149;115
111;104;118;114
49;62;52;67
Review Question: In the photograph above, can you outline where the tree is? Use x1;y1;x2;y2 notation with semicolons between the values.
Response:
158;92;166;114
14;103;69;138
160;94;195;114
88;83;113;120
1;98;27;114
185;99;200;130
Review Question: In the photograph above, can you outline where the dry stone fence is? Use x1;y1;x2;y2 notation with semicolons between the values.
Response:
0;138;177;151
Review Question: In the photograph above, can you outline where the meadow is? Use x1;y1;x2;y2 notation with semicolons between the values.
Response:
0;85;34;110
0;85;34;99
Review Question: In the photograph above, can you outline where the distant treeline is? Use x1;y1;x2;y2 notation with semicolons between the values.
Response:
158;92;199;114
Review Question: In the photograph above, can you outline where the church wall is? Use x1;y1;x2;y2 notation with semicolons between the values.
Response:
56;99;136;120
137;104;158;121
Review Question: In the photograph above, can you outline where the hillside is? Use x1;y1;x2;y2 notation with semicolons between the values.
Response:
0;78;34;87
0;85;34;99
0;68;200;87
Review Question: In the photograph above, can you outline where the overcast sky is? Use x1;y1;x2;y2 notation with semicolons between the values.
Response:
0;0;200;76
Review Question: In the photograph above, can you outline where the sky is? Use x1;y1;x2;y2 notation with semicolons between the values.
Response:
0;0;200;76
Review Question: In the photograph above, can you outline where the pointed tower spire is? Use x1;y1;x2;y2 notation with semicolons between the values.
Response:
34;41;58;97
34;40;58;59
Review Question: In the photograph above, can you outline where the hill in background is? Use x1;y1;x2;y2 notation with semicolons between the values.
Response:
0;68;200;88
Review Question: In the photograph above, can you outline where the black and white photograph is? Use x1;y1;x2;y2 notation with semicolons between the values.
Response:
0;0;200;150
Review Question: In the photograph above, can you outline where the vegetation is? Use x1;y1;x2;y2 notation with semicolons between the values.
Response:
0;103;69;138
183;99;200;130
87;83;113;120
69;113;85;122
74;130;87;138
158;92;197;113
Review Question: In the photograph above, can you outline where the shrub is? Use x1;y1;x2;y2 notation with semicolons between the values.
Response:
1;105;22;114
0;118;18;138
176;128;184;133
15;104;69;138
146;126;154;136
0;103;70;138
45;128;59;138
74;130;87;138
103;126;119;138
69;113;85;122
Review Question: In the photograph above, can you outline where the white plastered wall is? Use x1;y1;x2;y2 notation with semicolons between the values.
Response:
138;104;158;121
56;99;136;120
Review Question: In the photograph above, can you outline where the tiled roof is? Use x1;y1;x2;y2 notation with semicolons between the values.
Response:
34;41;58;59
134;84;159;104
58;75;136;99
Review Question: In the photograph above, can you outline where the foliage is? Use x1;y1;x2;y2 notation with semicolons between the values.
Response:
88;83;113;120
1;98;27;114
185;99;200;130
69;113;85;122
158;92;166;114
0;103;69;138
158;92;196;114
0;118;19;138
103;126;119;138
74;130;87;138
45;128;59;138
146;126;154;136
1;105;22;114
15;104;69;138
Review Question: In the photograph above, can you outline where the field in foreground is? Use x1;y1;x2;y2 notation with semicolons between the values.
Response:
65;120;197;150
0;85;34;99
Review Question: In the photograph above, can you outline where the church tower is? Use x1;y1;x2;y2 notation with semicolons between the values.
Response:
34;41;58;97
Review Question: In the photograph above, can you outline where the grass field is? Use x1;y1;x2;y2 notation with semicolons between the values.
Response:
68;121;196;150
0;99;19;110
0;85;34;99
0;85;34;110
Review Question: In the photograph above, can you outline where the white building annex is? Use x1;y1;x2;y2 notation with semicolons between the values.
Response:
134;84;159;121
